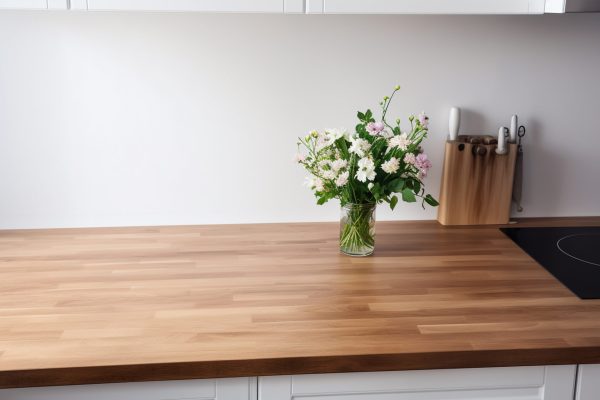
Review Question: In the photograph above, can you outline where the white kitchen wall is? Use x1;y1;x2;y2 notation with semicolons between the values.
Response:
0;12;599;229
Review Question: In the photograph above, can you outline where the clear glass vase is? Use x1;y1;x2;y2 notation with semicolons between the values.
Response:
340;203;376;257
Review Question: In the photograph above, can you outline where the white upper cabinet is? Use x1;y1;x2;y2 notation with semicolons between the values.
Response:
82;0;284;12
311;0;546;14
284;0;304;13
0;0;580;13
545;0;600;13
0;0;68;9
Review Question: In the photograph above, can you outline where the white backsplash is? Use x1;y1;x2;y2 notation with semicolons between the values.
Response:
0;12;599;228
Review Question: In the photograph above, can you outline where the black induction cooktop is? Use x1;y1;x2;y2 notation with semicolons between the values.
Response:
501;226;600;299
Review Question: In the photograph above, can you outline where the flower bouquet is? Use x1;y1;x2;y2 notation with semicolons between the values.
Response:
296;86;439;256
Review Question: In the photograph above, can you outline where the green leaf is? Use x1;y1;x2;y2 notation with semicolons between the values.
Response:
388;178;405;193
371;182;382;200
365;109;372;120
390;195;398;210
317;196;328;205
424;194;439;207
356;124;367;137
336;138;350;158
412;180;421;194
402;188;417;203
357;111;365;121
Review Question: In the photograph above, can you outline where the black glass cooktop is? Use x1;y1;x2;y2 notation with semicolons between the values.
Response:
501;226;600;299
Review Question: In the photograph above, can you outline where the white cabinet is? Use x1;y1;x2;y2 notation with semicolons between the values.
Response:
0;0;573;13
0;377;257;400
0;0;67;10
545;0;600;13
576;364;600;400
80;0;284;12
259;365;576;400
284;0;304;13
315;0;545;14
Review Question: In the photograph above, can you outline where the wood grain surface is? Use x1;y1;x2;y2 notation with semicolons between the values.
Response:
1;217;600;388
438;139;517;225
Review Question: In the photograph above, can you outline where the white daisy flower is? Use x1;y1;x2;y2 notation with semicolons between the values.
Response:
349;138;371;157
335;171;349;187
388;132;411;151
305;177;324;192
356;157;376;182
325;128;346;141
330;158;348;172
322;169;337;180
381;157;400;174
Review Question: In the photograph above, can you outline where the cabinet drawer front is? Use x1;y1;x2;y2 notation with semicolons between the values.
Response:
292;366;545;395
0;377;256;400
260;365;576;400
86;0;284;12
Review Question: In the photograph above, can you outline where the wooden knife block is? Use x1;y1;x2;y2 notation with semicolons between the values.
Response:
437;137;517;225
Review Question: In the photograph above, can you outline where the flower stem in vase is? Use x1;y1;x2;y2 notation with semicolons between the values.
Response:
340;203;376;256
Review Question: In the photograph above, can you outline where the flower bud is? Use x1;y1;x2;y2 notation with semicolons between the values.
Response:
409;115;415;122
384;96;389;101
394;85;400;91
310;130;319;138
396;118;401;125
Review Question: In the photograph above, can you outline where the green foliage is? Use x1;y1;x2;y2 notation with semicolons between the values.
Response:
389;195;399;210
424;194;439;207
402;188;417;203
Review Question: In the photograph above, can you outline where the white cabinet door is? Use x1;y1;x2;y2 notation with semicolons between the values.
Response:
284;0;304;13
576;364;600;400
320;0;545;14
0;0;68;9
259;365;576;400
0;377;257;400
83;0;284;12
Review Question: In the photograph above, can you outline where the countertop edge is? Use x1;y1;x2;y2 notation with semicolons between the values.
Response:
3;347;600;389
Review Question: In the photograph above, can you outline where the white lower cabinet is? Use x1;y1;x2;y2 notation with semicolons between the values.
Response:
0;364;590;400
0;377;257;400
259;365;577;400
575;364;600;400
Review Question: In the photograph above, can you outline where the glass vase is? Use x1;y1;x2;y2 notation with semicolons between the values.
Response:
340;203;376;257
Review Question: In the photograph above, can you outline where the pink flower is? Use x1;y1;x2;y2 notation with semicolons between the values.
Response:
403;153;416;165
418;112;429;128
366;121;385;136
415;153;432;178
294;153;306;163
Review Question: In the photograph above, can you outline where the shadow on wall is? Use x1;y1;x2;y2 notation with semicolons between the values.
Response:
459;108;489;134
520;117;568;217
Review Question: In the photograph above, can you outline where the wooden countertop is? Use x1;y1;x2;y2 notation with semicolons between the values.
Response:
1;217;600;388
